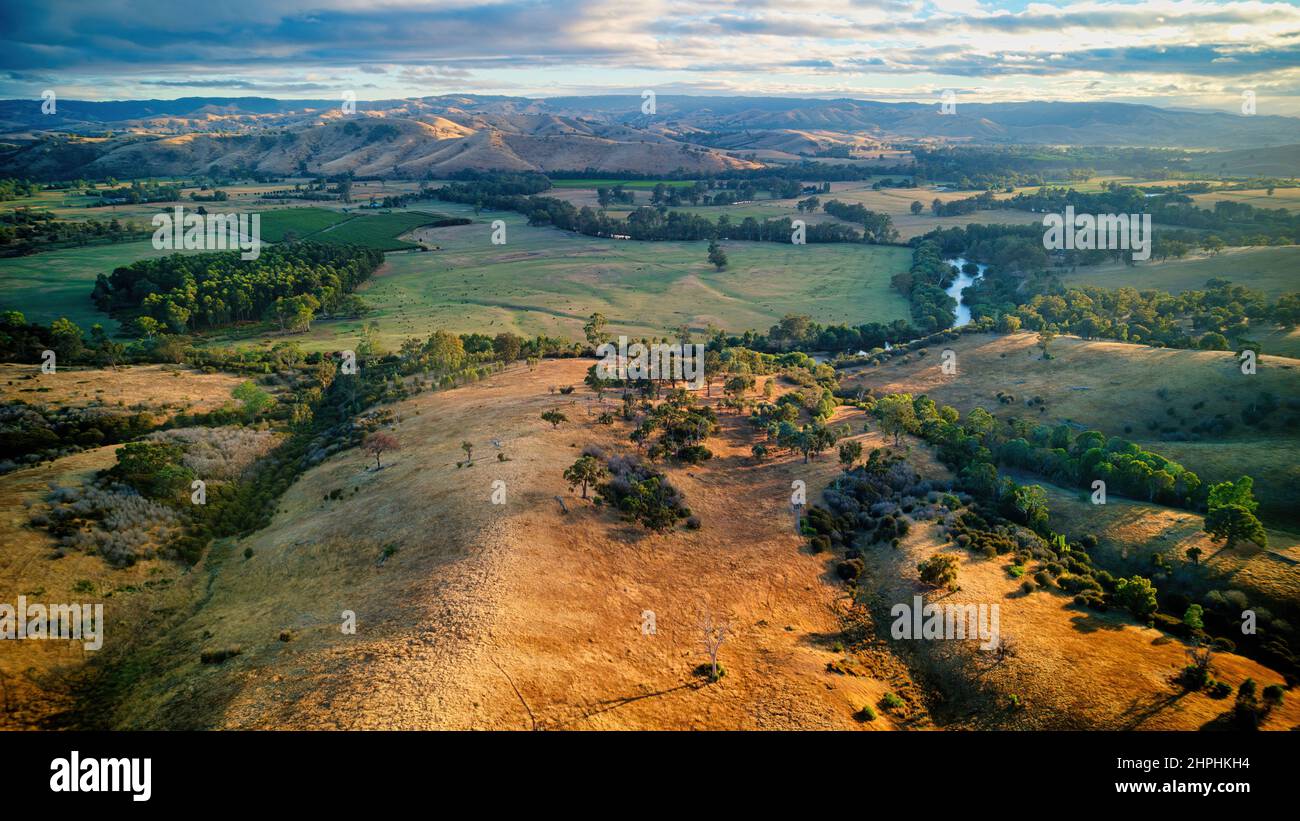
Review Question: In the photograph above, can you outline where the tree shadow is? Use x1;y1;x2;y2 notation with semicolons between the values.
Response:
1116;689;1189;730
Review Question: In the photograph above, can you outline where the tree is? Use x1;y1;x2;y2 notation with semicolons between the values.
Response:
461;441;474;463
109;441;192;500
910;200;924;215
874;394;916;446
1184;604;1204;631
1206;476;1259;514
583;312;609;347
541;410;567;428
1186;545;1203;565
492;332;523;363
49;317;84;361
1037;326;1057;359
1204;476;1266;551
839;440;863;472
697;606;731;682
233;380;273;417
363;431;400;470
563;455;606;500
1114;575;1158;621
1006;483;1050;533
707;239;728;271
134;315;165;339
723;374;754;405
1204;504;1267;551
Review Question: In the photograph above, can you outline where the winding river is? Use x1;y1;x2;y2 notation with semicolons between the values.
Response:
944;256;988;328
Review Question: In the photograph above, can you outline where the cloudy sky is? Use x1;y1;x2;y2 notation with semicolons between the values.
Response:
2;0;1298;114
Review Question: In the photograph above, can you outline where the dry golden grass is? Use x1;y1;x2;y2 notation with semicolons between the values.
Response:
14;353;1296;730
0;363;244;415
1037;481;1299;619
99;362;915;729
870;512;1300;729
0;445;181;728
845;433;1299;730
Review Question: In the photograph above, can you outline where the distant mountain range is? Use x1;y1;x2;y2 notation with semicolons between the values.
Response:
1;95;1296;180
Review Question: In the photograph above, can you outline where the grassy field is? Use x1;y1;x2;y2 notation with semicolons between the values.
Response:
258;207;352;241
221;203;912;351
0;239;188;331
1190;187;1300;213
839;331;1300;529
81;358;1298;729
1059;245;1300;298
0;206;462;329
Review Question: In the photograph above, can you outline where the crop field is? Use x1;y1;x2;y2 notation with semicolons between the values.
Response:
311;210;456;250
259;207;461;249
258;207;353;241
222;203;912;351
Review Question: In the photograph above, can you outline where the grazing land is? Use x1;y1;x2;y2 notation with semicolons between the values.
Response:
1059;246;1300;299
839;332;1300;528
223;207;912;351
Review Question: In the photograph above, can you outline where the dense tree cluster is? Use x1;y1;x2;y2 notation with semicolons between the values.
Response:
595;453;692;531
0;178;40;200
820;200;899;243
888;240;958;331
91;241;384;332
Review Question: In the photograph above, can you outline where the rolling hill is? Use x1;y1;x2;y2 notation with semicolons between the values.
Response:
3;95;1298;181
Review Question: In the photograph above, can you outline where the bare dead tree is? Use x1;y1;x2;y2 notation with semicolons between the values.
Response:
697;606;732;682
1187;638;1214;677
991;634;1017;667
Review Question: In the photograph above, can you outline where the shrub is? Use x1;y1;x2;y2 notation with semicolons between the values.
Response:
200;646;242;664
855;705;877;722
918;554;959;589
1263;684;1285;706
1074;590;1107;611
836;557;864;582
880;692;905;712
675;445;712;464
1206;680;1232;699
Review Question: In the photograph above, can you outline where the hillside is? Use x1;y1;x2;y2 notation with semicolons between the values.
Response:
93;361;913;729
53;358;1293;731
0;113;760;180
839;332;1300;528
4;96;1299;181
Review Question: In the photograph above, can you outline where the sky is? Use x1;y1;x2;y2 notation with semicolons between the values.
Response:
2;0;1298;114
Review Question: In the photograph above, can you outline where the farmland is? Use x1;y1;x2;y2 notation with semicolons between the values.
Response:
1058;245;1300;299
226;205;913;350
